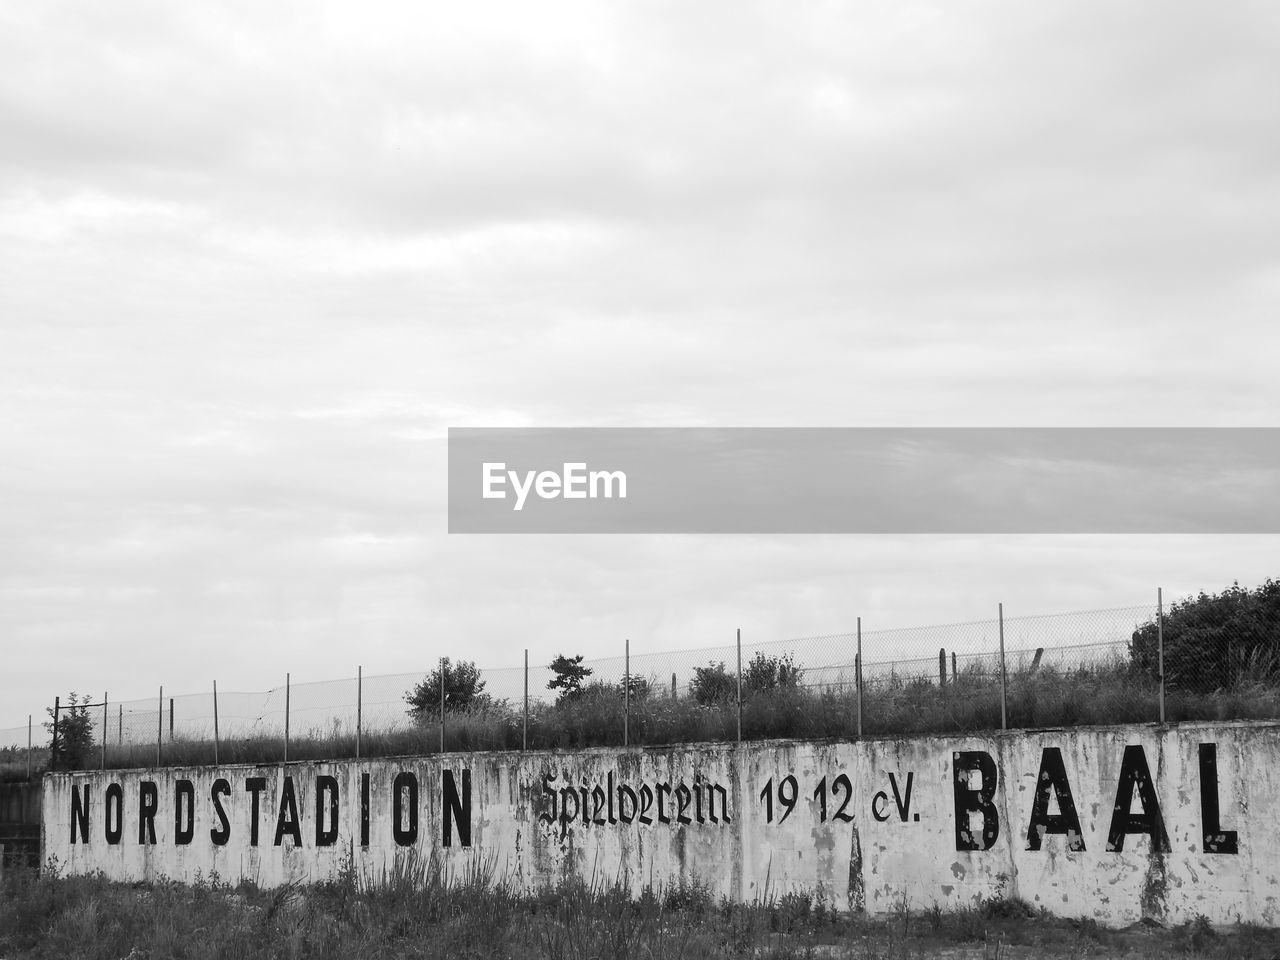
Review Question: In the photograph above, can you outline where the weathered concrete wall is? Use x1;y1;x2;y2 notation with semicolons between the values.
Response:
1;780;42;867
40;721;1278;925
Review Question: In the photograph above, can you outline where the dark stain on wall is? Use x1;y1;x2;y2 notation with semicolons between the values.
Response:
1;780;42;867
848;820;865;912
1139;742;1169;924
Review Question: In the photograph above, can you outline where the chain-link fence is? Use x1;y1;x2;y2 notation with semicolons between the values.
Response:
3;592;1277;777
0;720;40;781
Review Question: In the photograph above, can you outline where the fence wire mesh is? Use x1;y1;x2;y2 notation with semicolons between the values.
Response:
4;599;1277;777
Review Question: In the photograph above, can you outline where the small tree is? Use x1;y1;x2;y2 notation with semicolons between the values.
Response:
406;659;489;723
742;651;803;694
548;654;593;705
690;661;737;705
44;692;95;772
618;674;652;701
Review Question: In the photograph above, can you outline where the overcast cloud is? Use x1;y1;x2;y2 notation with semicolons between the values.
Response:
2;1;1278;735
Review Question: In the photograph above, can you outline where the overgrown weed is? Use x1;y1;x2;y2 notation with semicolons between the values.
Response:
50;656;1280;777
6;868;1280;959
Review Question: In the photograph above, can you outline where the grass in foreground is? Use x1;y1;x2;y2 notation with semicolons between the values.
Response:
3;861;1280;960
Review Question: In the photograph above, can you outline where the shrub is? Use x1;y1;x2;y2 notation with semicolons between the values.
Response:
690;662;737;705
691;654;804;706
618;674;652;701
1130;579;1280;692
405;659;490;722
742;651;803;694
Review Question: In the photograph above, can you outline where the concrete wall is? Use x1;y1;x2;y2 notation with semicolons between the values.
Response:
40;721;1279;925
1;780;41;867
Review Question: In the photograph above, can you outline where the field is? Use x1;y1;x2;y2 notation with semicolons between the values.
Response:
4;858;1280;960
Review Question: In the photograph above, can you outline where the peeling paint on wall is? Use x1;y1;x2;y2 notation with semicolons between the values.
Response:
40;721;1280;926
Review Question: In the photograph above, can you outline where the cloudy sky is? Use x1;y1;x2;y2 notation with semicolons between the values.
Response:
2;1;1278;737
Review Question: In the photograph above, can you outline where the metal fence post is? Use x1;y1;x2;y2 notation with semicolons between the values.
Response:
213;680;220;766
284;673;291;763
856;617;863;739
356;666;362;760
117;704;122;746
169;698;174;742
439;656;446;754
27;715;32;781
998;604;1008;731
624;638;630;747
523;649;528;752
938;648;947;687
156;687;163;766
1158;587;1166;724
735;628;743;746
101;692;107;771
52;696;60;770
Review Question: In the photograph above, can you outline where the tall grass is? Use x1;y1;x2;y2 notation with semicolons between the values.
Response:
24;656;1274;775
4;860;1280;959
0;745;46;781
